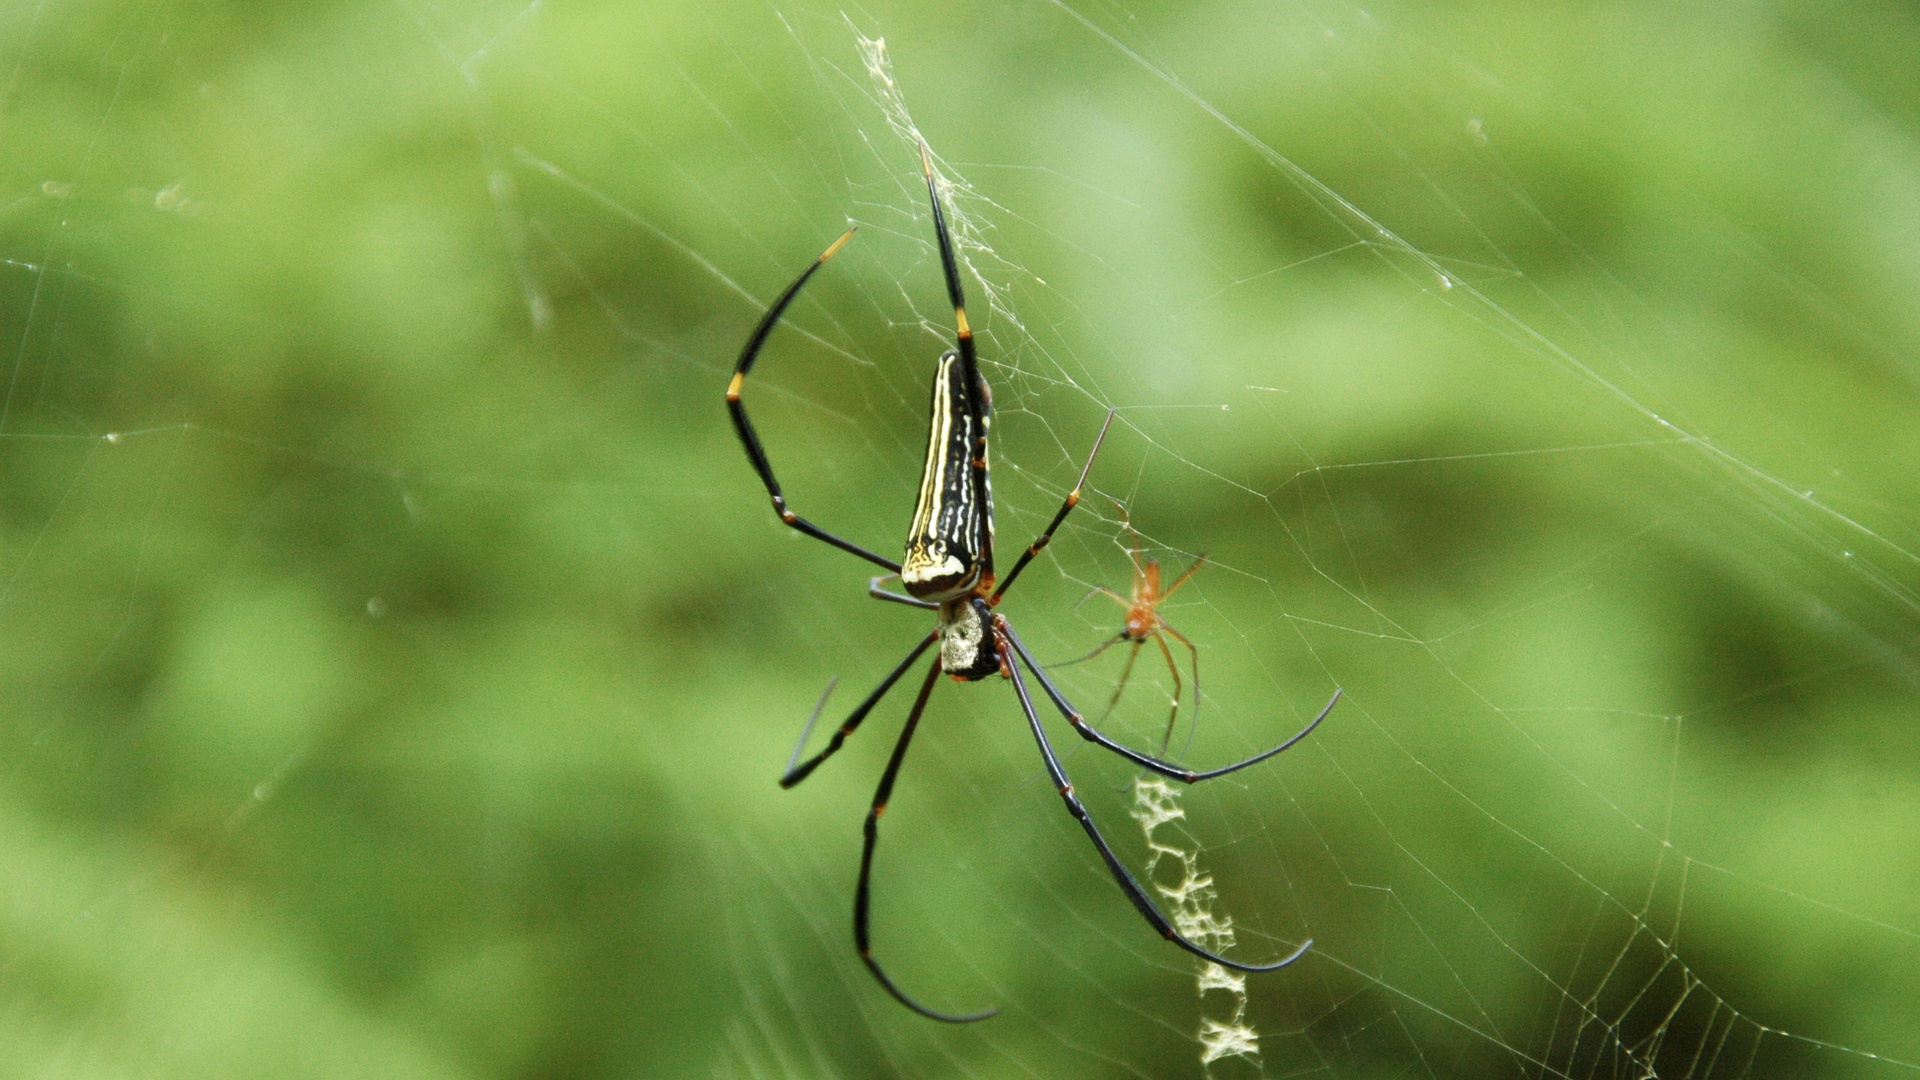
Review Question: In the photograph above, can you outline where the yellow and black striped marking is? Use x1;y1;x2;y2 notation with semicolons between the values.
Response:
724;226;904;574
901;352;989;601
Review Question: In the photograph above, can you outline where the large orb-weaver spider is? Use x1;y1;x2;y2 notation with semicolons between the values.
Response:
726;141;1342;1022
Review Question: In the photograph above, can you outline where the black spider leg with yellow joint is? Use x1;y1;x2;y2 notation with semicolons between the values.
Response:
992;411;1114;606
726;226;901;573
1004;620;1343;786
854;654;998;1023
997;615;1316;973
914;138;1111;609
779;629;937;789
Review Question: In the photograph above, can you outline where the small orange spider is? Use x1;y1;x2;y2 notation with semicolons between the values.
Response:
1062;501;1208;757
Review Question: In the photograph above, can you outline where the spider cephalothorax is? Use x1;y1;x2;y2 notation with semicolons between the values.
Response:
936;595;999;682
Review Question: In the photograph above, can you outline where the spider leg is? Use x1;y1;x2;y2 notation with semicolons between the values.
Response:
1159;625;1203;760
1051;631;1126;669
1000;620;1340;784
920;140;970;341
782;677;840;781
870;575;938;610
997;616;1311;973
855;655;998;1023
1101;638;1145;728
990;409;1117;605
1150;631;1187;759
1158;554;1208;601
1065;587;1132;626
727;227;901;574
781;631;938;788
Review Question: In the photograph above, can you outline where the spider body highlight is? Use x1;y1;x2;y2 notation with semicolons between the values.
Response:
725;140;1340;1023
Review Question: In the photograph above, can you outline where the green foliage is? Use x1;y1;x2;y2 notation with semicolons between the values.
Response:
2;1;1917;1077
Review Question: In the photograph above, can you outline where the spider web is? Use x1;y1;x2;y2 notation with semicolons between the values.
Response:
2;1;1918;1078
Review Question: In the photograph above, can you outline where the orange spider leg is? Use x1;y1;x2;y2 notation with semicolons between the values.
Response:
1101;637;1147;726
1156;625;1202;757
1158;553;1207;601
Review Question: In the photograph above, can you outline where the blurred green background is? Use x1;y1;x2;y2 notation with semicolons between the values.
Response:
3;0;1918;1077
